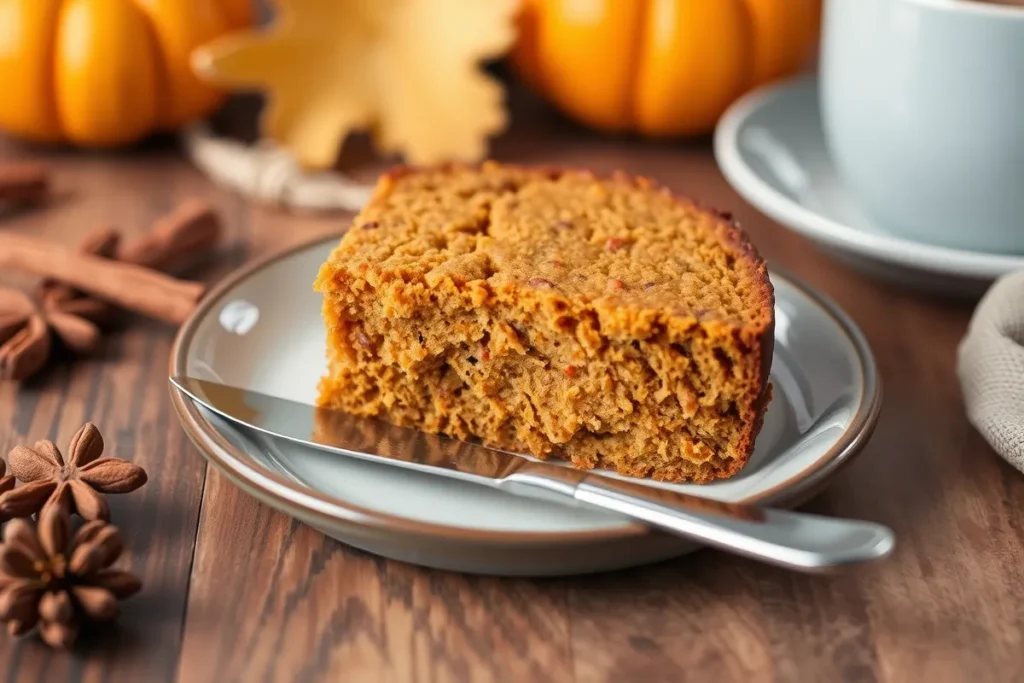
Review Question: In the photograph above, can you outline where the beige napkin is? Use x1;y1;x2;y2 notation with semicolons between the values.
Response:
958;271;1024;473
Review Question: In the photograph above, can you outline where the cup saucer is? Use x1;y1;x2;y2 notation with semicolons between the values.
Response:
714;76;1024;297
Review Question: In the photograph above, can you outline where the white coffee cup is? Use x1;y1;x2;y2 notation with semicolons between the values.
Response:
820;0;1024;254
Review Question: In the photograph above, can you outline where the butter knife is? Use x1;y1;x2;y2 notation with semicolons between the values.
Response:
170;376;894;572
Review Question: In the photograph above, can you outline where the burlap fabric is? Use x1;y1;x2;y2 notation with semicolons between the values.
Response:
958;271;1024;473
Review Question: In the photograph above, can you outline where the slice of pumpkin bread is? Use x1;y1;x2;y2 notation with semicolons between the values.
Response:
313;162;774;483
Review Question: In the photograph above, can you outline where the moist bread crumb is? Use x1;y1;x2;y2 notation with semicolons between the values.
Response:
314;162;774;483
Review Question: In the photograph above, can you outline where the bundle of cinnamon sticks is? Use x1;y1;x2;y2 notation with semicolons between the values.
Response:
0;166;223;380
0;201;218;325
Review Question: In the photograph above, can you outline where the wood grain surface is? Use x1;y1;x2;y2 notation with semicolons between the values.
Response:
1;86;1022;683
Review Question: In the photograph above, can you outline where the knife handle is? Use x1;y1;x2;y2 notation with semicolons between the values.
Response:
501;464;894;572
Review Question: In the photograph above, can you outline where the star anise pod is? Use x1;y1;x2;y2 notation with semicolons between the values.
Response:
0;504;142;648
0;227;118;381
1;423;147;522
0;288;52;382
0;287;104;382
0;233;109;382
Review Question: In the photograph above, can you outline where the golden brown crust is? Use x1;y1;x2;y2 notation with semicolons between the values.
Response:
315;162;774;483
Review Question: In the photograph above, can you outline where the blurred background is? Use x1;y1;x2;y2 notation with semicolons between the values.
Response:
0;0;821;213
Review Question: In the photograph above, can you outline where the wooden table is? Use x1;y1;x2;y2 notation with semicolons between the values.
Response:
1;89;1022;683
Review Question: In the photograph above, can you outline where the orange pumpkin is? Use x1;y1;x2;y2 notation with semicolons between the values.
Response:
0;0;255;147
512;0;821;136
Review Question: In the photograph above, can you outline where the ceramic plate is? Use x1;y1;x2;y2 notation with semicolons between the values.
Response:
714;76;1024;298
170;236;881;576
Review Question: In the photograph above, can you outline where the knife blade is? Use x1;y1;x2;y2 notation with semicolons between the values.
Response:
171;375;541;485
170;375;895;572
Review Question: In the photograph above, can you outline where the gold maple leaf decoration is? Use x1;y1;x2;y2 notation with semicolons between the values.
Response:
193;0;519;169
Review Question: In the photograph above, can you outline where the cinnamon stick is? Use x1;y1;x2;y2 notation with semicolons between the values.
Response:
35;225;120;312
0;234;204;324
0;163;49;205
118;198;222;271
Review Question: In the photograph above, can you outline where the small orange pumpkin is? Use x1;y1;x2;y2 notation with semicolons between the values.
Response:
0;0;255;147
512;0;821;137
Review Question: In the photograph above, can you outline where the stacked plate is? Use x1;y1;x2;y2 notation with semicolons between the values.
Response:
170;237;882;576
714;77;1024;297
